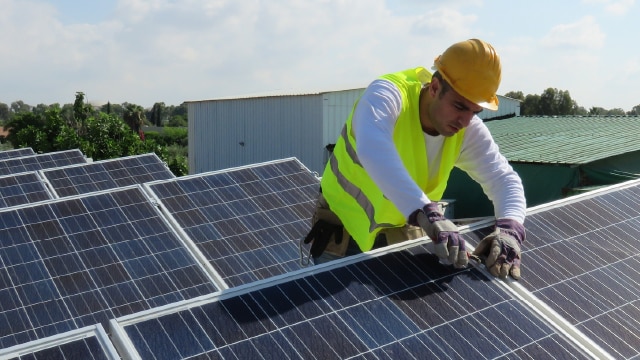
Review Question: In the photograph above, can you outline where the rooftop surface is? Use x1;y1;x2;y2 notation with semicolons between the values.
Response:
486;115;640;164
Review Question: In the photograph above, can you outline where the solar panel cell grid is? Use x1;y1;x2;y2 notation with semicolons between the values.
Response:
0;147;35;160
0;172;52;209
464;183;640;359
0;150;86;176
42;154;174;197
0;187;218;349
120;245;592;360
146;159;319;288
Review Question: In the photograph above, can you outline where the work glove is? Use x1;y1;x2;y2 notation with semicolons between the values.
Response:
472;219;525;280
410;202;468;268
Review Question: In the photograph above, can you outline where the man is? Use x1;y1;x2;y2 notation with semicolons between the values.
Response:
304;39;526;280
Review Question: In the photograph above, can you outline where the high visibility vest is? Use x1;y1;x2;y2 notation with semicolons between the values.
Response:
320;67;466;251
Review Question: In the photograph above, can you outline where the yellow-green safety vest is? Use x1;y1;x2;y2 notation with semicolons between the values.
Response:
320;67;466;251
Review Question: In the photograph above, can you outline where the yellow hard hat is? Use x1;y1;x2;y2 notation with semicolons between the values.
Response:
432;39;501;110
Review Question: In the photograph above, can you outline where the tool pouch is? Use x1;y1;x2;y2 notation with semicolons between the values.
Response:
381;224;426;245
303;195;351;258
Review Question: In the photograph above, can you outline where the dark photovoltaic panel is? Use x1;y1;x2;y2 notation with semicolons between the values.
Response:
42;153;175;197
0;147;35;160
0;149;87;176
0;172;53;209
5;336;111;360
146;158;318;287
461;182;640;359
118;244;592;360
505;183;640;359
0;325;119;360
0;186;218;350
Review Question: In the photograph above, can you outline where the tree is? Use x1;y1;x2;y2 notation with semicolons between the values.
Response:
10;101;30;114
82;112;144;160
73;92;94;132
573;105;588;115
521;94;540;115
589;107;607;115
100;102;125;118
123;103;145;134
4;111;48;147
167;115;187;127
504;91;524;101
0;103;9;123
628;104;640;115
607;108;626;116
149;102;166;126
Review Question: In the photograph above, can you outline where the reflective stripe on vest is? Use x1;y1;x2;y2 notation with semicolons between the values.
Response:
321;67;465;251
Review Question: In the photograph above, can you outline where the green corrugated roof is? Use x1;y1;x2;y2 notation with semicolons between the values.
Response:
485;115;640;164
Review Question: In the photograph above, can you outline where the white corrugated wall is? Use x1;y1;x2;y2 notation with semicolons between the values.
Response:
188;95;325;175
478;95;521;119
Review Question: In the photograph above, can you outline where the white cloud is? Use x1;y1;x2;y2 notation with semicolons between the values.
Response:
541;16;605;50
1;0;637;111
412;7;477;39
582;0;635;15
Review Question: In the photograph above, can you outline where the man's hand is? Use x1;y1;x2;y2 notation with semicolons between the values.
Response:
472;219;525;280
410;203;468;268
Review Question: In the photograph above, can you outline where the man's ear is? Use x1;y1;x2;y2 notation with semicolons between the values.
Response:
428;77;440;97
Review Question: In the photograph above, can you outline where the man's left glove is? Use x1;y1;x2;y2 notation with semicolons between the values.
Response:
472;219;525;280
410;203;468;268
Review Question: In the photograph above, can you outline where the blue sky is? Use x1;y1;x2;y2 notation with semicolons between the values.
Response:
1;0;638;111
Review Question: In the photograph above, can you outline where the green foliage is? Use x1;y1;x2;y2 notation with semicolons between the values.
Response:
629;104;640;115
3;94;190;176
504;91;524;101
149;102;166;126
168;157;188;175
123;103;145;133
167;115;187;127
81;113;144;160
0;103;9;123
160;127;188;147
4;111;47;146
509;88;581;116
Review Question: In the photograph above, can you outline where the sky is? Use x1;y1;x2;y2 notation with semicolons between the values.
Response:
1;0;639;111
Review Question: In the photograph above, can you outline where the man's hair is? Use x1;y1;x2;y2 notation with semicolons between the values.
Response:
431;71;452;98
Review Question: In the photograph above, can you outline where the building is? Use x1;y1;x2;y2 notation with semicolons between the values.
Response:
444;115;640;219
187;89;520;175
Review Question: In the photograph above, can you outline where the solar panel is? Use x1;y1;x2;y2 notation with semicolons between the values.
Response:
0;172;53;209
492;181;640;359
0;324;119;360
42;153;175;197
144;158;318;288
0;186;219;350
111;244;595;360
0;147;35;160
0;149;87;176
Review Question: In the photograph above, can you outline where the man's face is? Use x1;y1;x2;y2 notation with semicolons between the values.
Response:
423;78;483;137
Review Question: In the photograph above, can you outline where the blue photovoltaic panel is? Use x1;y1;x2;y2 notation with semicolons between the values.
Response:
0;186;218;349
0;172;53;209
6;336;112;360
0;325;119;360
501;183;640;359
0;147;35;160
0;149;87;176
42;153;175;197
120;244;592;360
146;158;318;287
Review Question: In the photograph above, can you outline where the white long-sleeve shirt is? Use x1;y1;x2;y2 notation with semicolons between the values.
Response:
352;79;526;223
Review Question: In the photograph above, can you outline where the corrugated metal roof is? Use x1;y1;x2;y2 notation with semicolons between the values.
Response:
186;87;366;103
486;115;640;164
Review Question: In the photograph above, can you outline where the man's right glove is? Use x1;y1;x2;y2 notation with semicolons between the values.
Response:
472;218;525;280
409;202;468;268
